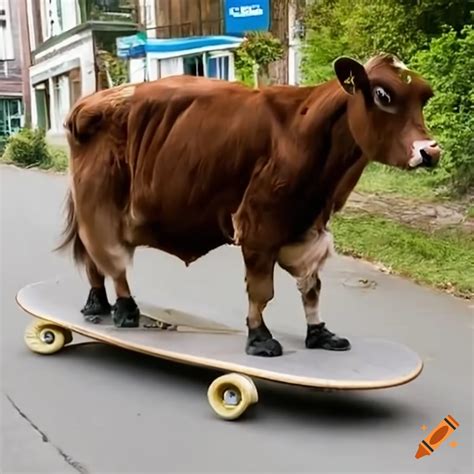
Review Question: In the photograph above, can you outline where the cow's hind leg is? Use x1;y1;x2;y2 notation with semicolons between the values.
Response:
81;254;112;322
242;248;282;357
297;272;350;351
79;224;140;328
111;270;140;328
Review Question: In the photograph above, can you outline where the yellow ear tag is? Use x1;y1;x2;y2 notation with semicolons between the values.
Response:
344;71;355;85
344;71;355;92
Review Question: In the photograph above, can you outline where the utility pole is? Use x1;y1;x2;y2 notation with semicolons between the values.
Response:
17;0;32;127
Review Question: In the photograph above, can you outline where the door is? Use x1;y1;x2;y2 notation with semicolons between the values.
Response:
35;83;50;131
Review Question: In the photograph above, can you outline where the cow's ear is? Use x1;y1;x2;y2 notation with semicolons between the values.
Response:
333;57;369;95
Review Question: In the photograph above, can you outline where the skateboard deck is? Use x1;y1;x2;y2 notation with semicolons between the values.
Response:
16;278;423;420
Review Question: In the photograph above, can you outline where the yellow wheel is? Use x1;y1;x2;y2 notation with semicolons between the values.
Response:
207;373;258;420
24;320;69;355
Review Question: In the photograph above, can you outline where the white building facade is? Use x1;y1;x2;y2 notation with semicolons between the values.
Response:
1;0;25;137
26;0;138;141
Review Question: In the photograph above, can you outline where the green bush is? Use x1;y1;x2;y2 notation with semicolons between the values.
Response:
0;136;7;156
234;46;256;87
43;146;69;171
2;127;69;171
411;25;474;194
3;128;50;167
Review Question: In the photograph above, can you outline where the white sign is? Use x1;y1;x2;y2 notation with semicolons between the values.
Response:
229;5;263;18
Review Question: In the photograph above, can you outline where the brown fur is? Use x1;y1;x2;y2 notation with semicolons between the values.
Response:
57;54;438;345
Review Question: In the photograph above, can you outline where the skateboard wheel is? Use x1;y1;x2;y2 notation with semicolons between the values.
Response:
207;373;258;420
24;320;69;355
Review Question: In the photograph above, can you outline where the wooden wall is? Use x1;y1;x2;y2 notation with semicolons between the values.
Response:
155;0;222;38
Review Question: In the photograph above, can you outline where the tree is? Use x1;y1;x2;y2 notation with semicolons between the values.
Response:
301;0;423;84
411;25;474;193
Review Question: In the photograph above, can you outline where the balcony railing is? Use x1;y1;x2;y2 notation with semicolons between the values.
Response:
84;1;138;23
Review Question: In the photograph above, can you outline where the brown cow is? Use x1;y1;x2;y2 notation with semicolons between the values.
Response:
58;53;441;357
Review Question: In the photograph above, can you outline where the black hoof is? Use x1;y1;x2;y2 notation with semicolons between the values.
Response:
81;287;111;321
246;322;283;357
305;322;351;351
112;297;140;328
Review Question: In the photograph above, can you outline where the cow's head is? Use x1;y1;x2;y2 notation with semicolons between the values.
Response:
334;53;441;169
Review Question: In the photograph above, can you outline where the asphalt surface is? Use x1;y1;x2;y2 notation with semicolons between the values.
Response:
1;164;473;474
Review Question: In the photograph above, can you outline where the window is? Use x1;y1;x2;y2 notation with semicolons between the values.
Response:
53;74;71;131
183;55;204;77
0;0;14;60
159;57;184;78
69;67;81;106
0;99;24;136
207;53;232;80
35;82;51;131
44;0;78;38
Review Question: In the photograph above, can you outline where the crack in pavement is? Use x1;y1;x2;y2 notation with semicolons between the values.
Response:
5;394;88;474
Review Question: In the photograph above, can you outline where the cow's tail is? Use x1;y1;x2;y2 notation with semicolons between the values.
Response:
54;190;87;265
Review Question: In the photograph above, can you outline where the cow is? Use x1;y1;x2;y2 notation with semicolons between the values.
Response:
57;53;441;357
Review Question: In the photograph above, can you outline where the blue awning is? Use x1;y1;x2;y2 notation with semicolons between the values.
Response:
117;34;243;59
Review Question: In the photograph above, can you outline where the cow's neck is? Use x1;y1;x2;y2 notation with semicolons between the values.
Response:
294;80;368;235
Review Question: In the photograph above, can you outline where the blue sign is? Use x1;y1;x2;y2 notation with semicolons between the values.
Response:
223;0;270;35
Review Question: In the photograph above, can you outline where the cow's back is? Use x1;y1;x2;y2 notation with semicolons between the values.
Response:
65;76;308;260
127;77;274;237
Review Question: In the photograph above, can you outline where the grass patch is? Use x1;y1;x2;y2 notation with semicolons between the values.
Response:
331;211;474;298
356;162;444;200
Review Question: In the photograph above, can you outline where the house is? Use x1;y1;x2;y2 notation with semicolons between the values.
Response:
135;0;306;85
21;1;306;143
118;33;244;82
0;0;24;137
25;0;139;143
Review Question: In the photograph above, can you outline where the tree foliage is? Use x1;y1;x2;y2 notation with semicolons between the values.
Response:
234;31;284;86
97;49;129;88
411;26;474;193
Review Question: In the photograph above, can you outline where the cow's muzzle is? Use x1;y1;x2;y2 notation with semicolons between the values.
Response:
409;140;441;168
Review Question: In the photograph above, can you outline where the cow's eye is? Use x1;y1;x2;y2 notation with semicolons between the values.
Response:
373;86;396;113
374;86;391;106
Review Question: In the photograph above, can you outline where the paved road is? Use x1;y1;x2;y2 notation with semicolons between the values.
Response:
1;165;472;474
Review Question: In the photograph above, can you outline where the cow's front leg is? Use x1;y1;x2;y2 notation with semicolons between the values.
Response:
242;248;282;357
297;273;351;351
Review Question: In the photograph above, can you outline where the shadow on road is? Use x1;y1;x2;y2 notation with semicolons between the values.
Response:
53;341;412;427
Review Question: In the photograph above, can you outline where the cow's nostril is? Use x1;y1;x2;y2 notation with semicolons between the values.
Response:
420;144;441;167
420;149;433;167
